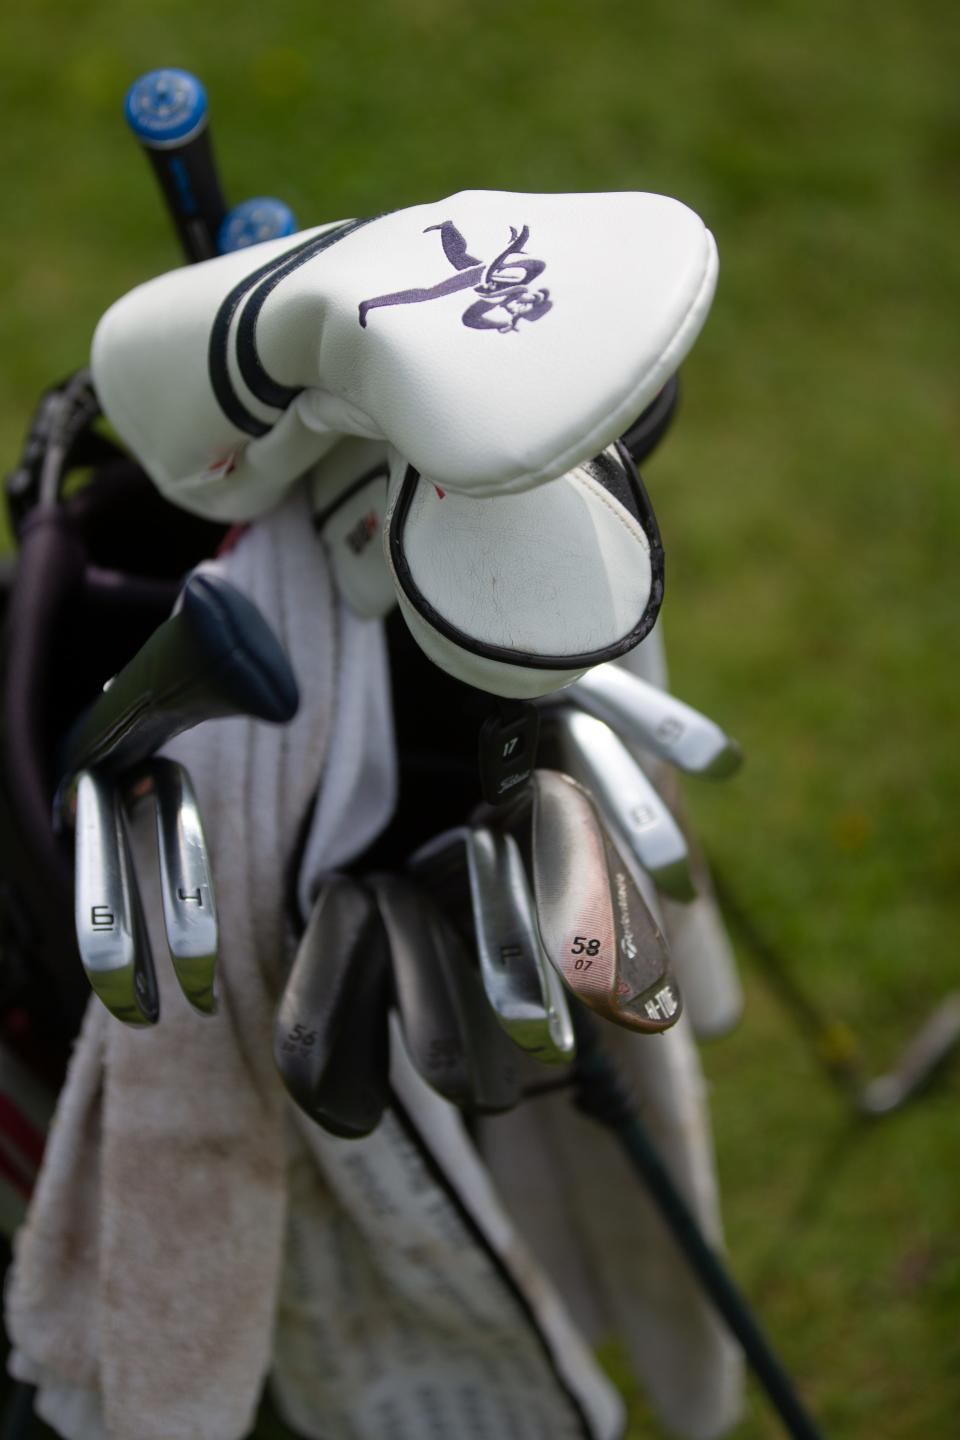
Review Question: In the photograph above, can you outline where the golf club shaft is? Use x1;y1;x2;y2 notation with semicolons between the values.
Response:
571;1010;823;1440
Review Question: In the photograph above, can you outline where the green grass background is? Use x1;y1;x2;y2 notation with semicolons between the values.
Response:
1;1;958;1436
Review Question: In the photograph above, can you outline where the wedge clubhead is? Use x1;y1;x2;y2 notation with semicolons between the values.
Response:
274;875;391;1138
542;707;695;901
495;770;682;1034
411;826;575;1064
149;759;219;1015
74;770;159;1026
369;872;522;1113
568;663;743;779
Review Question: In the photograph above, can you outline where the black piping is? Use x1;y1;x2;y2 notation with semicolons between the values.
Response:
312;462;390;531
389;446;664;671
235;216;378;409
207;233;322;437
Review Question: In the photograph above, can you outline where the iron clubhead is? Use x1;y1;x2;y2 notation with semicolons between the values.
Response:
568;662;743;780
411;826;575;1065
74;770;159;1026
542;707;695;901
369;872;522;1113
149;758;219;1015
274;875;391;1139
494;769;682;1034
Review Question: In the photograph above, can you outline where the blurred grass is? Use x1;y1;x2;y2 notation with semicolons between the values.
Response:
1;0;958;1436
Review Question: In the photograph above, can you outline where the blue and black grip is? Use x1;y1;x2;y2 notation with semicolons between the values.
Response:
124;68;228;263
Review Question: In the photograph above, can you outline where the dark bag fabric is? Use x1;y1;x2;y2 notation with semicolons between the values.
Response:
0;380;225;1049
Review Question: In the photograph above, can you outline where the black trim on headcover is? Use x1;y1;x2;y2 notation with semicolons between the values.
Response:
207;217;378;438
620;371;680;466
207;233;322;438
388;446;664;672
235;216;377;409
311;461;390;532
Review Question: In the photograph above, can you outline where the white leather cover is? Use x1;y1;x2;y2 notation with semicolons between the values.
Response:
92;190;717;520
384;444;660;697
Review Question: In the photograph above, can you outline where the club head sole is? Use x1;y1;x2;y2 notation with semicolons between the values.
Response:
497;770;682;1034
569;663;743;779
149;758;219;1016
274;875;391;1138
74;770;159;1026
411;827;575;1064
370;872;522;1113
543;708;695;902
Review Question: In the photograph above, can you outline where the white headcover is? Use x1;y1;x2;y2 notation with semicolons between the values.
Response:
91;189;717;521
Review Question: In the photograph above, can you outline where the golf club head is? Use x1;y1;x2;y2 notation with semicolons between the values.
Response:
541;707;695;902
568;663;743;779
74;770;159;1026
274;875;391;1139
410;826;575;1065
859;993;960;1117
149;758;219;1015
58;574;300;814
369;872;523;1113
493;769;682;1034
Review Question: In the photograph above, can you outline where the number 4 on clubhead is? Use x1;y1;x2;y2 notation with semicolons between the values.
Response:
149;758;219;1016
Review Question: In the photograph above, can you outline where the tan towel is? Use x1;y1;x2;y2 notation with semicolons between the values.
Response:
7;486;342;1439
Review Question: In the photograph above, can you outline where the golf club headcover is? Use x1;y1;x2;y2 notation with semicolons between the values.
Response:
312;429;664;694
91;189;716;522
93;189;715;697
310;436;663;696
383;439;663;696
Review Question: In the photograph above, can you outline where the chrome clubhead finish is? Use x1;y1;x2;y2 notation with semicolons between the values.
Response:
412;827;575;1064
542;708;695;902
149;759;219;1015
74;770;159;1027
496;769;681;1034
274;875;391;1138
568;663;743;779
370;872;522;1113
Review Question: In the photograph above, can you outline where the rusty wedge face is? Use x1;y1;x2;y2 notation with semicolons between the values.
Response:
493;769;682;1035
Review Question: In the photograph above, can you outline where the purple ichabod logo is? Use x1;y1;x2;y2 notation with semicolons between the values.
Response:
358;221;552;333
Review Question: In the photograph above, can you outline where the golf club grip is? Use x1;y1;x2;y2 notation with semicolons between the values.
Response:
61;574;299;785
124;69;227;263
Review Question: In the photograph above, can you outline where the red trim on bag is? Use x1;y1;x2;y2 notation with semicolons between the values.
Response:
216;524;251;557
0;1095;46;1170
0;1150;32;1200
